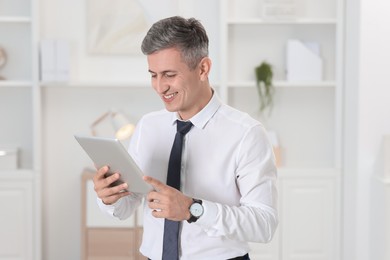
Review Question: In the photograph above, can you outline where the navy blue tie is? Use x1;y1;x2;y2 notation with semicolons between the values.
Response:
162;120;193;260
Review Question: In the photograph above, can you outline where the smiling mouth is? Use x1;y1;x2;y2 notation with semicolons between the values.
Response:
163;92;178;101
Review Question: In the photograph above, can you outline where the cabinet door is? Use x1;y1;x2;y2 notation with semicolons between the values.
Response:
281;177;339;260
0;180;33;260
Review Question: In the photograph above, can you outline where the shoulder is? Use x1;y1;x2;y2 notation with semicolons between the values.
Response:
217;104;262;130
138;109;172;126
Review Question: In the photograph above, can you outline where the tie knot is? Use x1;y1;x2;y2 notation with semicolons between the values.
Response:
177;120;193;135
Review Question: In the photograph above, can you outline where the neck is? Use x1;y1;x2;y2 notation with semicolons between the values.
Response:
178;85;213;120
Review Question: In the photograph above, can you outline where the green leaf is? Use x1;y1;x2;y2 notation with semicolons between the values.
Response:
254;61;274;114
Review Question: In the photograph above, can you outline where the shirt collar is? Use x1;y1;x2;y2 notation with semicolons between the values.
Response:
170;90;221;129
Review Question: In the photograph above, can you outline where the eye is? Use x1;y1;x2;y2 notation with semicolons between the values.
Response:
150;73;157;78
165;73;176;78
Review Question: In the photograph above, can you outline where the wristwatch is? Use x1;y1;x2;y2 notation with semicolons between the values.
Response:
187;198;203;223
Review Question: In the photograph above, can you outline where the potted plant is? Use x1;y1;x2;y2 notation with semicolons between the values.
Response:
254;61;274;115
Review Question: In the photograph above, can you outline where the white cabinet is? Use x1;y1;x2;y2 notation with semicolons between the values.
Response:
0;172;33;260
0;0;41;259
248;169;340;260
280;169;340;260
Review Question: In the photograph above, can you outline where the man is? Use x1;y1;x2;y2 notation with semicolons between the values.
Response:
93;16;278;259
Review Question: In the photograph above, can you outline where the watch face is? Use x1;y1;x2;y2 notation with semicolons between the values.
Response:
190;203;203;217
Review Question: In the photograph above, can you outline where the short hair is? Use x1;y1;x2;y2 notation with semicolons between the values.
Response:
141;16;209;70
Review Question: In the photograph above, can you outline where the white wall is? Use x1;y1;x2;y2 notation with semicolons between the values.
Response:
344;0;390;259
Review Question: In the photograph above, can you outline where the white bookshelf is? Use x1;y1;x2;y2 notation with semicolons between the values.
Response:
0;0;41;259
220;1;343;259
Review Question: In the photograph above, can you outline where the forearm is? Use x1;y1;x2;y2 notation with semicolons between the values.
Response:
196;200;278;243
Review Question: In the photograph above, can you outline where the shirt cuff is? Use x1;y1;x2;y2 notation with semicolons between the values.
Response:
196;199;218;228
96;197;123;218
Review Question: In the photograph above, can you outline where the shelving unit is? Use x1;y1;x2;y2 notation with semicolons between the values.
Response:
219;0;343;168
219;0;343;259
0;0;41;259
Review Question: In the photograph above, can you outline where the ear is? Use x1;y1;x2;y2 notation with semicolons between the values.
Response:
198;57;212;81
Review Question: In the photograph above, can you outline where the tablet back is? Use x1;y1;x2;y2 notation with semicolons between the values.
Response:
74;135;153;194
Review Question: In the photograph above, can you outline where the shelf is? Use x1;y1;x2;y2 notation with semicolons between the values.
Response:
0;169;35;179
227;18;337;25
278;167;341;178
228;80;336;88
0;81;33;87
0;16;31;23
40;81;151;88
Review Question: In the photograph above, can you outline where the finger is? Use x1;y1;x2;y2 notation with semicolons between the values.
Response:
103;172;122;187
98;181;128;198
143;176;167;191
102;190;131;205
98;182;130;202
147;199;162;211
95;165;109;181
93;167;110;192
151;209;164;218
93;172;120;193
146;190;162;202
112;182;129;193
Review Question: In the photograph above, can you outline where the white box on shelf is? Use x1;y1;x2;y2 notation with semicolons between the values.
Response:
286;39;323;82
262;0;298;21
40;39;70;82
56;40;70;82
40;39;56;82
0;147;18;170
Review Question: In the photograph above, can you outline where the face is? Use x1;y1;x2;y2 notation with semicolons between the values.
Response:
147;47;211;120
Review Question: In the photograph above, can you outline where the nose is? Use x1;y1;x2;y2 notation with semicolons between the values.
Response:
153;76;169;94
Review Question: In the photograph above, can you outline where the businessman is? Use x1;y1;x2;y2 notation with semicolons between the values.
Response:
93;16;278;259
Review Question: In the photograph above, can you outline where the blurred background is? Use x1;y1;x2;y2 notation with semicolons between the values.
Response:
0;0;389;259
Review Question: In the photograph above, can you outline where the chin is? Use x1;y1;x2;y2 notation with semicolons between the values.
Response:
164;104;179;113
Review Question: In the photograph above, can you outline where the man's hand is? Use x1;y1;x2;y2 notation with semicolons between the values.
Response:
144;176;193;221
93;166;131;205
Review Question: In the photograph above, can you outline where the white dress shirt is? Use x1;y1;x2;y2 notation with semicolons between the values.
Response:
97;93;278;259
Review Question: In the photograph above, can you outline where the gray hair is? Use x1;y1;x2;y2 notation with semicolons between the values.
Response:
141;16;209;70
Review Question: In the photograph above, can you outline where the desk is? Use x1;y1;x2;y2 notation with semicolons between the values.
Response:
81;169;146;260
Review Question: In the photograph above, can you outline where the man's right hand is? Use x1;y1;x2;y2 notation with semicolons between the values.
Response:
93;166;131;205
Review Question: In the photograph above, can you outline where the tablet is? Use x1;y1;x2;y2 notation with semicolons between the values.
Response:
74;135;153;194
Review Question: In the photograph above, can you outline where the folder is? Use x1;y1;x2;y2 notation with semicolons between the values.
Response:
286;39;323;82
